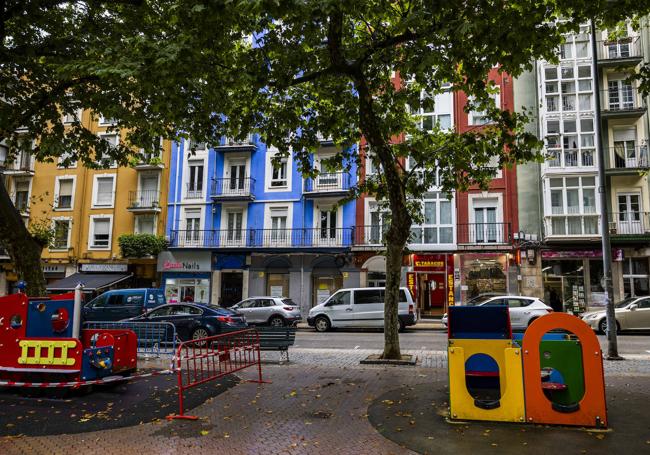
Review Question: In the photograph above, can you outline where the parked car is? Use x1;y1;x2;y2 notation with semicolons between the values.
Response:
230;297;301;327
464;292;503;306
82;288;166;322
307;287;417;332
582;296;650;333
441;295;553;330
124;303;247;341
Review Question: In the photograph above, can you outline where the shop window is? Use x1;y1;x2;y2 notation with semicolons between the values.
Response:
267;273;289;298
623;258;650;298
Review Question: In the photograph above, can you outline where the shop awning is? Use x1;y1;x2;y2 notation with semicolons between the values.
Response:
46;273;132;291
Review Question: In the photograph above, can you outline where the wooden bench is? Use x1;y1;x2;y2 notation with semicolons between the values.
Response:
256;327;297;362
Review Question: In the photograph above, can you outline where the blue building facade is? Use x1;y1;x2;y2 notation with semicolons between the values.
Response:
162;134;360;314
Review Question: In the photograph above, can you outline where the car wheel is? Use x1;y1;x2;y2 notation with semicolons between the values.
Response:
269;315;286;327
598;318;620;335
314;316;331;332
191;327;210;345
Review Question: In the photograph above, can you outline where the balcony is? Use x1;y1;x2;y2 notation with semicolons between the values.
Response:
353;225;389;247
303;172;351;198
544;215;600;239
127;190;162;213
597;38;642;68
133;152;164;170
185;183;203;200
169;228;353;250
545;148;595;170
210;177;255;201
317;133;335;146
600;87;646;119
609;212;650;239
3;153;34;176
606;144;649;175
457;223;511;250
215;134;256;151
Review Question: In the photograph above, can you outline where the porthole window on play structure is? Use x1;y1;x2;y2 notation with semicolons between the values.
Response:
10;314;22;329
538;330;585;412
465;353;501;406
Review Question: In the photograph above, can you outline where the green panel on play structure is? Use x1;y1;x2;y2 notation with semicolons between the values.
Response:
539;340;585;406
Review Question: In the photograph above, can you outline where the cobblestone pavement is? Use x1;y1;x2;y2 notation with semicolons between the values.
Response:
2;347;649;455
2;362;444;455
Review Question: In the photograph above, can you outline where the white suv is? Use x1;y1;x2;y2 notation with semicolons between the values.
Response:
307;287;417;332
441;295;552;330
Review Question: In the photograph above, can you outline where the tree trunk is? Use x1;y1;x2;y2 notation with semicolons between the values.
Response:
0;175;46;296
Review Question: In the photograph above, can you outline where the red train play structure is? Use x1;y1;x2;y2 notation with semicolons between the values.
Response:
0;288;138;387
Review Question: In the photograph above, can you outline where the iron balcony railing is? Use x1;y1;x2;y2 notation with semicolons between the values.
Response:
170;228;353;248
597;37;642;61
546;149;595;168
128;190;161;209
354;224;390;246
185;183;203;199
217;134;255;148
210;177;255;198
609;212;650;235
609;144;649;169
544;215;600;237
353;224;457;247
303;172;351;193
600;87;645;112
457;222;511;244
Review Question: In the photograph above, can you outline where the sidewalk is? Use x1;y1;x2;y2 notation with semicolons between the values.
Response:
2;354;649;455
296;319;446;331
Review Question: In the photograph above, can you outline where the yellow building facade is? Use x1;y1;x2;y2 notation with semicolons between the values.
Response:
1;109;171;294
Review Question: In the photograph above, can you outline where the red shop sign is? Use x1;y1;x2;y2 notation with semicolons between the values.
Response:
413;254;447;271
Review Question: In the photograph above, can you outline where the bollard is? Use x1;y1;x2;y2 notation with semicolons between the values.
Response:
72;283;84;339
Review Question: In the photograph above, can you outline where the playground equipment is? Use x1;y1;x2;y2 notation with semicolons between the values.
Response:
0;286;138;387
447;306;607;428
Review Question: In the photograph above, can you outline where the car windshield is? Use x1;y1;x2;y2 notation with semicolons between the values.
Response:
615;298;637;308
281;299;296;306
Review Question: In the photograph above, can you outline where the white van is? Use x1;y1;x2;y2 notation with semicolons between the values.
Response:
307;287;417;332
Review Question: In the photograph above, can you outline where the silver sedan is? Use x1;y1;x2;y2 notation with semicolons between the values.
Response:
583;296;650;333
231;297;302;327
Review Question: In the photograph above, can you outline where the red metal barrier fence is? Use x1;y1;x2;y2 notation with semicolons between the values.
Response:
167;328;269;420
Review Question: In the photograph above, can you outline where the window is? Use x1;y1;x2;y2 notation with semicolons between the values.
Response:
318;207;338;242
51;219;70;249
63;109;82;124
187;161;204;198
265;149;292;191
55;178;74;209
623;258;649;298
547;176;598;235
93;176;115;207
410;192;453;244
468;92;501;125
135;215;156;234
98;115;116;126
96;134;119;168
616;193;642;234
271;158;288;187
226;210;244;242
412;90;453;131
270;207;288;242
13;180;30;212
328;291;351;306
184;208;201;243
90;217;112;249
57;152;77;168
365;151;379;176
354;289;383;304
607;78;635;110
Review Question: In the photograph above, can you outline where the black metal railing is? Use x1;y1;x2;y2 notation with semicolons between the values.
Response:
546;149;595;168
353;225;389;245
170;228;353;248
304;172;351;193
216;134;255;147
128;190;161;209
457;222;511;244
210;177;255;198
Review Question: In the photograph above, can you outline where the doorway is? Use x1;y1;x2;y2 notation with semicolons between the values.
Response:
418;273;446;317
221;272;243;307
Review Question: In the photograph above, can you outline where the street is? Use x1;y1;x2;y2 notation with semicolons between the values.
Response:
293;328;650;357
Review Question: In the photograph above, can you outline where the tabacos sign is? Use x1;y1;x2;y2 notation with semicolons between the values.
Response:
413;254;447;271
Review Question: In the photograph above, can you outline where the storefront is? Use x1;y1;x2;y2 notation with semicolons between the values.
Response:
213;254;248;307
541;249;624;313
158;251;212;304
47;262;132;299
42;264;67;284
459;253;509;304
407;253;455;317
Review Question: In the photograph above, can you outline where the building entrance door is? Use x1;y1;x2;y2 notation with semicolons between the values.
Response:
418;273;446;316
221;272;243;307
